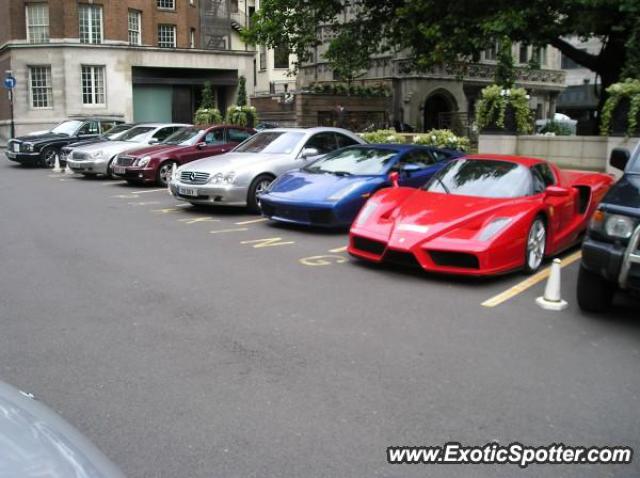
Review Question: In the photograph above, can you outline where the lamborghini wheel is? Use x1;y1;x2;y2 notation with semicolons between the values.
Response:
524;217;546;274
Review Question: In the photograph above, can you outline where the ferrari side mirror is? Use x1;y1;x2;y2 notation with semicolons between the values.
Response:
545;185;570;197
389;171;400;187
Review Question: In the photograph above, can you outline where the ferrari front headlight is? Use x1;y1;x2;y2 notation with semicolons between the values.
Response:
477;217;512;242
137;156;151;167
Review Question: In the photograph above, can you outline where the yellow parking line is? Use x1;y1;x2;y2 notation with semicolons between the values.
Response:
328;246;348;253
209;227;249;234
481;251;582;308
235;218;268;225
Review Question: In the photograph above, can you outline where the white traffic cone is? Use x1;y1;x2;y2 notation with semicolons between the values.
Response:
64;162;74;175
536;258;568;311
168;162;177;195
52;154;62;173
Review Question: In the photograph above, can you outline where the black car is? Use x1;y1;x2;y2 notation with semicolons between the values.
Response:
60;123;137;165
5;117;124;167
577;145;640;312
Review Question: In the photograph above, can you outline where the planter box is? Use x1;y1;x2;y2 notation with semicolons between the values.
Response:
480;106;518;135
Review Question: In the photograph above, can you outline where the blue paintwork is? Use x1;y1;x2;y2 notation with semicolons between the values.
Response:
259;144;463;228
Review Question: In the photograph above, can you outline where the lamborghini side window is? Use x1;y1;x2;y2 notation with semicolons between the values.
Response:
399;150;435;168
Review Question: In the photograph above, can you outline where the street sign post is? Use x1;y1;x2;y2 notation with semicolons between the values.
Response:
4;72;16;139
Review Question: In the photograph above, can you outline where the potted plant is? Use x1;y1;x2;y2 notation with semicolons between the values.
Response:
600;78;640;137
194;81;223;126
225;76;259;128
475;85;533;134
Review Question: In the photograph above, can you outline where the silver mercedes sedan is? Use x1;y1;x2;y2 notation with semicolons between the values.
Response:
169;127;365;211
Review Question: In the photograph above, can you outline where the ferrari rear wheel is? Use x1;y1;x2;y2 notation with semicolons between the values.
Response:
524;217;546;274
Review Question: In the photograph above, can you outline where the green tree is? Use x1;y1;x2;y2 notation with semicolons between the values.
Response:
495;37;515;89
237;76;247;107
200;81;216;109
243;0;640;117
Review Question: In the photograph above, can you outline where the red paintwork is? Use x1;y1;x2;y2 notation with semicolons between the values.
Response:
348;154;615;276
120;125;255;184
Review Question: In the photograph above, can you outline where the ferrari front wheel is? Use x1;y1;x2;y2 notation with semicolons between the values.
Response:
524;217;546;274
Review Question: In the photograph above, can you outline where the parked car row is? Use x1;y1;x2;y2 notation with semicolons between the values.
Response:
6;120;637;312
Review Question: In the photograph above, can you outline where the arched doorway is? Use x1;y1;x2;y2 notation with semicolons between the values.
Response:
423;90;456;131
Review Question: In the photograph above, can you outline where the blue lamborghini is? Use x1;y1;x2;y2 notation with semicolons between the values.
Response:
259;144;463;228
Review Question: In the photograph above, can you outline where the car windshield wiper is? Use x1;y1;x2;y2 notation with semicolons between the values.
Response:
433;176;450;194
331;171;353;177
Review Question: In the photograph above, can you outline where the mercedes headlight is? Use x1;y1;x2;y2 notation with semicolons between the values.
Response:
327;182;363;201
590;210;636;239
89;150;104;159
137;156;151;167
208;172;236;184
477;217;512;242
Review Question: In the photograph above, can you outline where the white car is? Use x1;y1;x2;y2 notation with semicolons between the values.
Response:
170;127;365;211
66;123;189;177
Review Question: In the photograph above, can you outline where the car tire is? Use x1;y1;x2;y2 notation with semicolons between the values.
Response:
42;147;58;168
106;157;118;179
156;160;176;187
524;217;547;274
577;265;615;312
247;174;274;213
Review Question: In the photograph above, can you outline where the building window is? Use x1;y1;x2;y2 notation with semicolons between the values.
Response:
190;28;196;48
26;3;49;43
81;65;105;105
158;24;176;48
29;66;52;108
157;0;175;9
519;44;528;64
230;0;239;13
79;4;103;44
273;44;289;69
128;10;141;46
259;45;267;70
483;41;498;61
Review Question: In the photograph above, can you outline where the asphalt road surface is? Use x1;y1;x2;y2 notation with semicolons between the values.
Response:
0;160;638;478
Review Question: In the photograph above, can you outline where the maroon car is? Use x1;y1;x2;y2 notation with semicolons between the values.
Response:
113;125;255;186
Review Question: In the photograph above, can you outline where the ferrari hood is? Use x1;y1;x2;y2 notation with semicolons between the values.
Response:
267;170;383;202
383;190;532;247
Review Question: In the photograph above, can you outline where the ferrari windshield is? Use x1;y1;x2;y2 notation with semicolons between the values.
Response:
424;159;533;198
163;128;201;146
118;127;154;142
234;131;305;154
304;147;398;176
51;120;83;136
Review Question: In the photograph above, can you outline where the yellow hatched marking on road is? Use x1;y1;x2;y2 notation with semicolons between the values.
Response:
299;255;348;267
128;201;160;206
481;251;582;308
152;207;180;214
235;218;269;225
209;227;249;234
240;237;295;248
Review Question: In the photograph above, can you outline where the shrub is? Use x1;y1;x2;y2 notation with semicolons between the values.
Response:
475;84;533;134
194;108;223;126
225;105;258;128
360;129;404;143
539;121;573;136
413;129;470;151
600;78;640;136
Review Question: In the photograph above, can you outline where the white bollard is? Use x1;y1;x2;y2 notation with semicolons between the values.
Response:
52;154;62;173
536;258;568;311
64;162;74;175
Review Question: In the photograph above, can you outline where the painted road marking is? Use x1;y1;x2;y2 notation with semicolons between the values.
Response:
112;194;140;199
128;201;161;206
328;246;348;253
235;218;268;225
241;237;295;248
131;189;166;194
481;251;582;308
152;207;180;214
178;217;220;224
209;227;249;234
299;255;348;266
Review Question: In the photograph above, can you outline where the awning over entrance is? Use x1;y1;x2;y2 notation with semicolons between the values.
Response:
131;67;238;87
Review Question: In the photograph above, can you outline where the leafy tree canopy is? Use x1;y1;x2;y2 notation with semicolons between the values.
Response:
243;0;640;90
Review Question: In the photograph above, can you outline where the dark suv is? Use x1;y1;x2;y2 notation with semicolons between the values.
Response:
5;117;124;167
577;145;640;312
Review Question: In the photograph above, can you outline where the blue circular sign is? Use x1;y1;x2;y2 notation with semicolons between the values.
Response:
4;76;16;89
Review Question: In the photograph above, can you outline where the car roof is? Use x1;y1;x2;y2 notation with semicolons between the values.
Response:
358;143;428;151
133;123;191;128
464;154;546;167
257;127;355;134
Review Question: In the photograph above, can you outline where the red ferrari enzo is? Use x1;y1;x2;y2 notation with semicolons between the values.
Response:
348;154;614;276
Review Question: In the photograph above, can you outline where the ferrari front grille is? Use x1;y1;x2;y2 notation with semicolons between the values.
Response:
429;250;480;269
384;249;421;268
352;236;386;256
